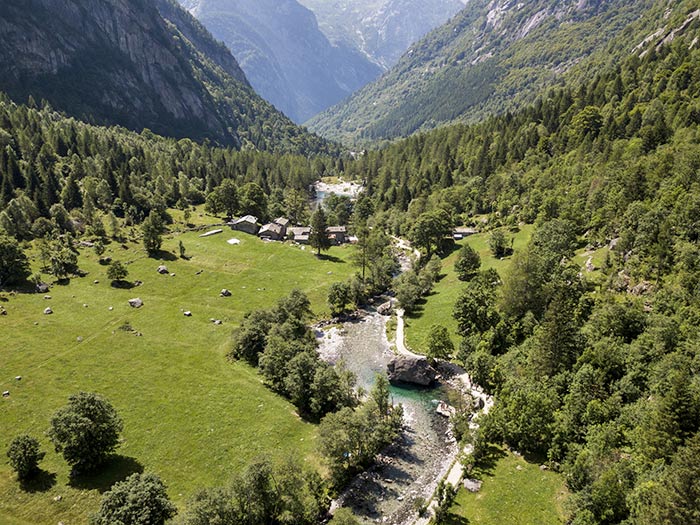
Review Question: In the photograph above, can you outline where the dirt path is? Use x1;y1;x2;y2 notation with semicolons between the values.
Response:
394;308;422;358
394;308;494;525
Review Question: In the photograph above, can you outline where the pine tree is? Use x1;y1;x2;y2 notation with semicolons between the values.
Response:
309;207;330;256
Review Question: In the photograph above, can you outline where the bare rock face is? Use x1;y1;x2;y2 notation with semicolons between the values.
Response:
0;0;323;149
387;355;436;386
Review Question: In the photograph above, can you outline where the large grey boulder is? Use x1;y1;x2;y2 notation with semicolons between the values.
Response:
128;298;143;308
387;355;436;386
377;301;393;316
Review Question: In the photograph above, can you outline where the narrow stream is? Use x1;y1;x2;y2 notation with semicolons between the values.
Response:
317;310;458;525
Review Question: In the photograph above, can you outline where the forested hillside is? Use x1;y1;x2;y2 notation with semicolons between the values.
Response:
0;0;329;152
333;11;700;524
308;0;692;144
0;93;341;236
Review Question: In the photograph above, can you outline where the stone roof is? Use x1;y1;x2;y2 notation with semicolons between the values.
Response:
288;226;311;236
259;223;283;236
231;215;258;225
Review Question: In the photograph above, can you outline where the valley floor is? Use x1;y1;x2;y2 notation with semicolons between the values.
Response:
0;219;355;524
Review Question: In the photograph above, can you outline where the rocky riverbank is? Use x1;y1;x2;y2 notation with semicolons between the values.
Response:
316;308;461;525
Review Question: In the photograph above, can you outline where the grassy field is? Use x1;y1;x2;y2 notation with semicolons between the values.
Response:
446;446;568;524
404;225;534;353
0;222;356;524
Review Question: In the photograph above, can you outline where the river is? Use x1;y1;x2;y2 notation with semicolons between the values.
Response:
317;310;459;525
312;180;363;209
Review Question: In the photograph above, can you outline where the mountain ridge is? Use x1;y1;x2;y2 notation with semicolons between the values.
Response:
307;0;663;144
0;0;330;153
179;0;383;124
298;0;466;70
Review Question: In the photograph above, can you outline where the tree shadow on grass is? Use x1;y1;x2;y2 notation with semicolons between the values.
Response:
110;280;136;289
522;449;549;466
406;298;428;319
149;250;177;262
471;445;508;479
20;469;57;493
69;455;143;493
316;253;345;264
444;512;470;525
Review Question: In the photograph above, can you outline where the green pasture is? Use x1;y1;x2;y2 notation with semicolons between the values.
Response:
404;225;534;353
0;225;355;524
446;446;568;525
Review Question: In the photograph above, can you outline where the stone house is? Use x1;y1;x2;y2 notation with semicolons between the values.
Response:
288;226;311;244
229;215;259;235
452;227;478;240
326;226;347;244
274;217;290;237
259;222;285;241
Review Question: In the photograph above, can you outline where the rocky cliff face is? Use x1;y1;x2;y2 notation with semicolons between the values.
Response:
179;0;382;123
0;0;323;150
299;0;466;69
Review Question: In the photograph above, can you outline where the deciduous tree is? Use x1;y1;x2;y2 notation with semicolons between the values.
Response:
48;392;123;472
7;435;45;480
91;473;176;525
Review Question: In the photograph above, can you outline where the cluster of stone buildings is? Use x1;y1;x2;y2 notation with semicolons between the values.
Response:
228;216;348;245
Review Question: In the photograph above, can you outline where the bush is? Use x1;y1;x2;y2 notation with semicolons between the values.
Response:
0;233;31;286
7;435;45;480
48;392;123;471
107;260;128;283
455;243;481;280
328;281;352;316
425;324;454;361
489;229;511;258
91;472;176;525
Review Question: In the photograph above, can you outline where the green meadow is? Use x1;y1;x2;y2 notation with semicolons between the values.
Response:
0;223;355;525
404;224;534;353
447;446;568;524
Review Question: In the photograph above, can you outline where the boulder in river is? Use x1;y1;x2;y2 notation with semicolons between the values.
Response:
377;301;393;316
387;355;436;386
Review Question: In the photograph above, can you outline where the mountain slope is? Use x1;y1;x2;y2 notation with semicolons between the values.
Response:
307;0;658;144
181;0;382;124
0;0;329;153
298;0;466;70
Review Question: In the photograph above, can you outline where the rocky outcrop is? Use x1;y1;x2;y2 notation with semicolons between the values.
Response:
0;0;321;150
387;355;436;386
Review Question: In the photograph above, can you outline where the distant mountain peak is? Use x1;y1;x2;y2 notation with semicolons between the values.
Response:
179;0;382;123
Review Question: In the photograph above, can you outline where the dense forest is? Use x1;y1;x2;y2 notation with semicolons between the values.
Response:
334;16;700;525
2;2;700;524
0;92;345;245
